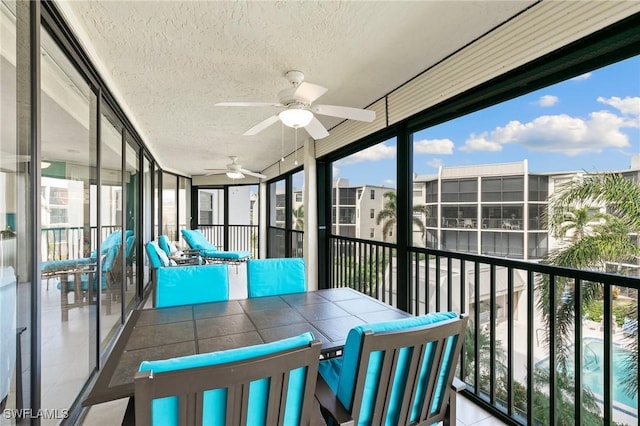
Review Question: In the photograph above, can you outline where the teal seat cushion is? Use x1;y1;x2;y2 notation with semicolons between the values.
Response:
155;264;229;307
203;250;251;260
247;258;306;298
42;257;94;273
138;332;315;425
181;229;216;251
318;312;458;425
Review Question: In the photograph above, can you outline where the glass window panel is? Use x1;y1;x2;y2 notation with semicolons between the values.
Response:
40;26;98;412
332;138;397;242
162;172;177;240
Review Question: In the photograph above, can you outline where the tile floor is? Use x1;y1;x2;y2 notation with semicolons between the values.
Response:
80;393;507;425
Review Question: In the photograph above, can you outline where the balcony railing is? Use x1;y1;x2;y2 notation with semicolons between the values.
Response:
328;234;640;425
197;224;259;259
42;225;120;260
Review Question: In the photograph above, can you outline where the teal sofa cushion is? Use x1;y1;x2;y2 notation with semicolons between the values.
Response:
318;312;458;425
138;332;315;425
146;241;172;269
158;235;172;256
155;264;229;307
247;258;306;298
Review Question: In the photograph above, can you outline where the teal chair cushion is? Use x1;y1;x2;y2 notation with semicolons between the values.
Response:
42;257;94;273
203;249;251;260
247;258;306;298
146;241;172;269
158;235;172;256
318;312;458;425
138;332;315;425
181;229;216;251
155;264;229;307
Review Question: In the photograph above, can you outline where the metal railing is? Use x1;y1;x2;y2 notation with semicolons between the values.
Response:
196;224;259;259
328;234;640;425
41;226;120;260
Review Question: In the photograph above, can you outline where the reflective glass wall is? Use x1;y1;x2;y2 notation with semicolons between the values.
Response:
40;24;98;416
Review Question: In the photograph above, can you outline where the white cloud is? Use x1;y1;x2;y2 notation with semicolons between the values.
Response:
332;165;340;177
460;134;503;152
427;158;443;169
383;179;396;186
571;72;591;81
339;142;396;164
460;112;631;155
598;96;640;120
535;95;559;107
414;138;454;154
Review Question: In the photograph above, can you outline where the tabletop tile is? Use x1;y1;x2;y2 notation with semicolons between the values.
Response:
196;313;256;339
193;300;244;319
259;323;331;347
136;306;193;326
198;331;264;353
238;296;290;312
110;341;196;387
357;309;411;323
246;307;306;329
127;321;195;351
316;287;362;302
280;292;328;306
333;298;392;315
293;302;350;321
312;315;366;342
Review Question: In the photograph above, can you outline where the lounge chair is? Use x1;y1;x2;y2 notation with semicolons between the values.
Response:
180;229;251;264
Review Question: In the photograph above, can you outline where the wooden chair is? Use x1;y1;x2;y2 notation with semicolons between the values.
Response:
133;332;323;425
315;313;468;426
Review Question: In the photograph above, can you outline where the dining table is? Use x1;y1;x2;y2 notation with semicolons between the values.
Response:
82;287;411;407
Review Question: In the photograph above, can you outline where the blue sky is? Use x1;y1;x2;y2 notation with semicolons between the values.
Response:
334;55;640;188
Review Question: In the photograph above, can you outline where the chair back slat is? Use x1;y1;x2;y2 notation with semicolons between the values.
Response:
135;339;321;425
348;315;467;426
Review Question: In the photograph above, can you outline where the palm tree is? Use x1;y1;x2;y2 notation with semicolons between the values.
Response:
551;205;610;242
538;173;640;394
375;191;430;242
292;204;304;231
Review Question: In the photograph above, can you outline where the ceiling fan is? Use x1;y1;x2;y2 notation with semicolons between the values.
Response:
205;156;267;179
215;70;376;140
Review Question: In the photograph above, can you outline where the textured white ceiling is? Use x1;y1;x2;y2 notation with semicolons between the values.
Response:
59;1;535;177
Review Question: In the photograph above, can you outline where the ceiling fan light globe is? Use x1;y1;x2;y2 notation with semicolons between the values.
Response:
279;109;313;128
226;171;244;179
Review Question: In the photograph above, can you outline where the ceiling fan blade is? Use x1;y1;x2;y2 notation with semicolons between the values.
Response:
304;116;330;140
312;104;376;122
293;82;328;103
204;171;225;176
243;115;280;136
239;168;267;179
215;101;283;107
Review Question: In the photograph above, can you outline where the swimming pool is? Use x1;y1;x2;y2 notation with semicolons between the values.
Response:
536;338;638;412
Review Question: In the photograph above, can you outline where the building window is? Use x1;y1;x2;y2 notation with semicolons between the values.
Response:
528;233;548;259
49;188;69;205
441;178;477;202
370;228;375;238
370;208;375;219
49;208;68;225
295;193;302;202
370;189;375;200
482;176;524;202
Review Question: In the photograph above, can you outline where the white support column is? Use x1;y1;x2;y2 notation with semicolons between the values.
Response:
259;181;267;259
303;141;318;291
